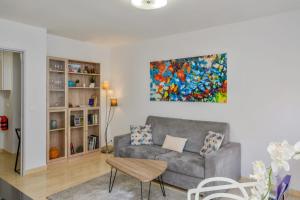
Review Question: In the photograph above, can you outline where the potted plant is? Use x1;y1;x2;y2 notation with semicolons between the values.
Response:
89;77;96;88
75;79;80;87
249;141;300;200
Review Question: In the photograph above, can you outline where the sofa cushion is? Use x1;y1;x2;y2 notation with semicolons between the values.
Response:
130;124;153;145
118;145;171;159
156;151;205;178
162;135;187;153
146;116;229;153
200;131;224;156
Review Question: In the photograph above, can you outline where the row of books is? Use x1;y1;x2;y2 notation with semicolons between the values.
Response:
88;135;99;151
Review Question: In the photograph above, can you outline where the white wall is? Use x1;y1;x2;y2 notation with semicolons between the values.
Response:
0;22;111;172
111;10;300;190
47;34;111;146
0;19;47;171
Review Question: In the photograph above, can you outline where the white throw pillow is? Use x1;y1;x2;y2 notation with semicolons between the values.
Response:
200;131;224;157
162;135;188;153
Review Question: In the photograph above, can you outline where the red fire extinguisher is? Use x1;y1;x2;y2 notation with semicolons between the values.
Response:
0;116;8;131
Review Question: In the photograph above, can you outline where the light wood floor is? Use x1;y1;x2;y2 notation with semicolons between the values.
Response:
0;151;299;200
0;151;111;199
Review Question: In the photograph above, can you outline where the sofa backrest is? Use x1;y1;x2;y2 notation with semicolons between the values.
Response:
146;116;230;153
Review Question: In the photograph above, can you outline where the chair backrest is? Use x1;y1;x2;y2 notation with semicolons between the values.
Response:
187;177;257;200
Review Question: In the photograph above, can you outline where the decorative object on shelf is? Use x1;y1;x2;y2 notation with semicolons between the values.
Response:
131;0;167;10
249;140;300;199
89;76;96;88
70;143;75;154
75;79;80;87
73;115;83;127
76;145;83;153
50;120;58;130
68;80;76;87
88;94;98;107
150;53;227;103
88;98;94;107
83;66;89;73
49;147;60;159
90;67;96;74
101;81;118;153
68;63;81;73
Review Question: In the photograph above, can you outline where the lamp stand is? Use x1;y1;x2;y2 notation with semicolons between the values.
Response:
101;90;115;154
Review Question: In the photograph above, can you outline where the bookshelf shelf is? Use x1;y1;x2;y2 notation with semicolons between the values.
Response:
50;89;65;92
68;87;100;89
49;128;65;132
50;70;65;73
68;72;100;76
70;126;84;129
47;56;101;163
88;124;99;127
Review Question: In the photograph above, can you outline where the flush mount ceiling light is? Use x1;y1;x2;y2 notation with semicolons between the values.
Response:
131;0;167;10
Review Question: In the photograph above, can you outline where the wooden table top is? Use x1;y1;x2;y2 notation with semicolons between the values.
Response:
106;157;167;182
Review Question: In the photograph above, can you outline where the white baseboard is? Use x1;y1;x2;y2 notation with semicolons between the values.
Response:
24;165;47;175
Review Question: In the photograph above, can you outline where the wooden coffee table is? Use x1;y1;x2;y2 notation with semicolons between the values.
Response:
106;157;168;200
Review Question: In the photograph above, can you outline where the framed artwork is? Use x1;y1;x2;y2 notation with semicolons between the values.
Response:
150;53;227;103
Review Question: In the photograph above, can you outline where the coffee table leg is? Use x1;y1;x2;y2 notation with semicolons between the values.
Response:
140;182;143;200
140;181;152;200
109;167;117;193
148;181;151;199
158;176;166;197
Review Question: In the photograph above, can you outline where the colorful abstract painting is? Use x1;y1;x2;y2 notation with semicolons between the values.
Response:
150;53;227;103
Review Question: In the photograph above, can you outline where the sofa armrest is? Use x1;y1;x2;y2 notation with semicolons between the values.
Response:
204;142;241;181
114;133;131;157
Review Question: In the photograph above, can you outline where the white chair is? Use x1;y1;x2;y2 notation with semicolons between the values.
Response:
187;177;257;200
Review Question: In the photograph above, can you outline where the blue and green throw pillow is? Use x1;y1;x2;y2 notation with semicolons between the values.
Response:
130;124;153;145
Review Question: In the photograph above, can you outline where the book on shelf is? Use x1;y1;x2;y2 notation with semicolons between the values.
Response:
88;135;99;151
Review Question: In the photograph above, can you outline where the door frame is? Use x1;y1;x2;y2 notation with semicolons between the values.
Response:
0;47;25;176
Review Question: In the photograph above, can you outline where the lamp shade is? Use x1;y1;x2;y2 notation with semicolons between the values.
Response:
131;0;167;10
110;98;118;107
102;81;110;90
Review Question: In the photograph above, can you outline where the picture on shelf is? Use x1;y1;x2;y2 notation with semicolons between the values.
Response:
72;115;83;127
150;53;227;103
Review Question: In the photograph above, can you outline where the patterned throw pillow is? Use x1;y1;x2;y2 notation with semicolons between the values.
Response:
200;131;224;157
130;124;153;145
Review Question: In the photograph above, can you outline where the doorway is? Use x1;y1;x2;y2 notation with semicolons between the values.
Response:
0;48;23;176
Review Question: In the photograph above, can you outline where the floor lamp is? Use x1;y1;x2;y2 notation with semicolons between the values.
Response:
101;81;118;153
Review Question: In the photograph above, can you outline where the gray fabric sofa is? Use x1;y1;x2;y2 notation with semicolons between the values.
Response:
114;116;241;190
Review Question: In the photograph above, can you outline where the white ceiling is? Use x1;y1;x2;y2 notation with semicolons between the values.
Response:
0;0;300;46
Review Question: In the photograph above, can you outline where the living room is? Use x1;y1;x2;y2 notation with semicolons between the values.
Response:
0;0;300;200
